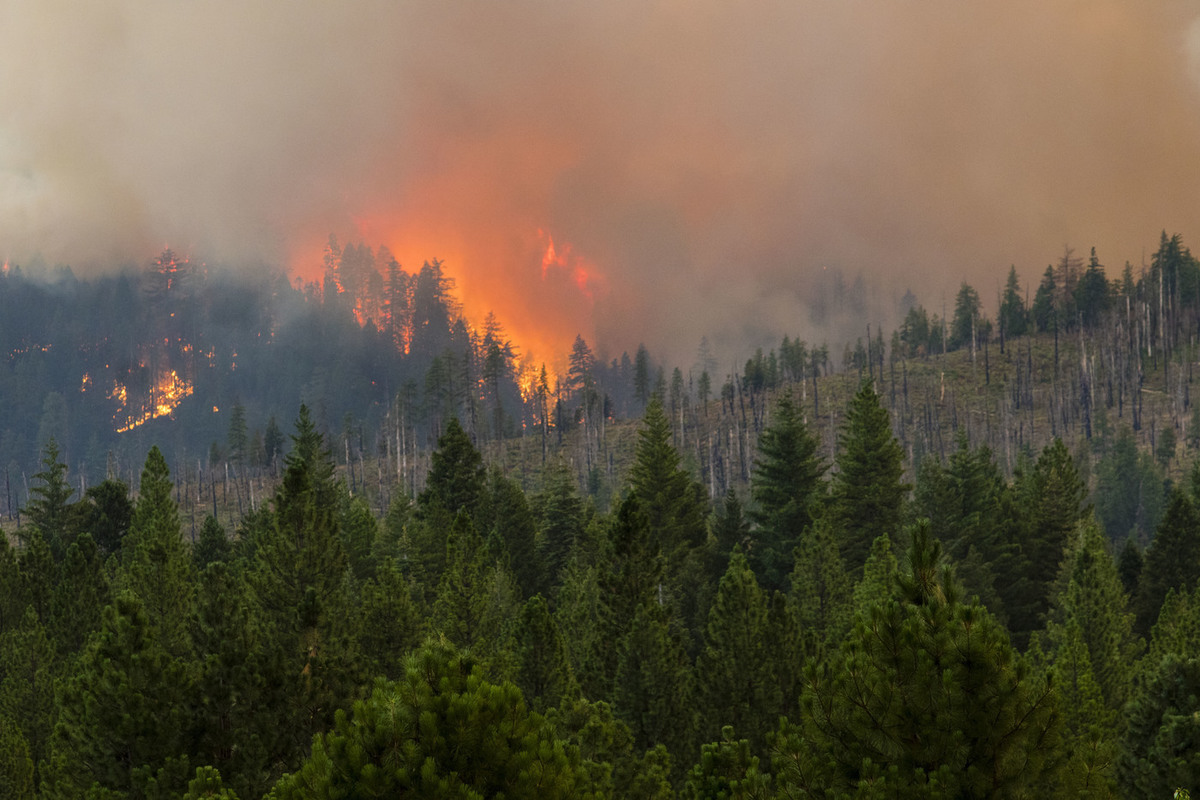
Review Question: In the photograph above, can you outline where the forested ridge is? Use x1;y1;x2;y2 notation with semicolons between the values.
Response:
3;234;1200;797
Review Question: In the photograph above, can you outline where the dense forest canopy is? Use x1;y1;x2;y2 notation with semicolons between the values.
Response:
1;232;1200;797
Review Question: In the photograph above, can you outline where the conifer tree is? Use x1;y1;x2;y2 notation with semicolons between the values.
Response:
190;562;282;800
787;514;851;653
695;549;780;754
535;462;587;594
78;478;132;557
0;606;55;795
828;381;908;574
337;494;377;580
48;532;109;656
418;416;486;518
0;715;33;800
431;510;494;651
193;514;230;570
629;397;707;560
749;393;826;591
120;445;195;655
1136;489;1200;637
356;557;422;681
22;437;76;559
1118;653;1200;800
267;639;588;798
852;533;898;610
787;522;1063;797
615;601;695;764
514;594;578;713
45;591;193;798
488;469;541;598
1047;519;1142;713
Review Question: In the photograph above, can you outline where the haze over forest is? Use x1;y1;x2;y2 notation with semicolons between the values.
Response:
4;2;1200;364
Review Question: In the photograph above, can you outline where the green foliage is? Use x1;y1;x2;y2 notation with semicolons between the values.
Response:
615;602;695;765
629;397;707;561
1136;489;1200;637
22;437;76;558
46;591;193;799
267;638;591;799
534;462;587;594
791;523;1063;798
749;392;826;591
419;416;486;518
695;549;781;754
0;606;55;794
684;727;772;800
514;594;578;713
356;556;422;681
193;514;230;570
829;381;908;574
0;715;34;800
1118;654;1200;800
787;514;851;653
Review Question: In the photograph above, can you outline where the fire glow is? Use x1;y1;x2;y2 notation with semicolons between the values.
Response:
293;223;604;387
110;369;194;433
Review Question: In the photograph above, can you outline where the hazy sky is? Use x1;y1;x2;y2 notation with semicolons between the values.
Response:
3;1;1200;366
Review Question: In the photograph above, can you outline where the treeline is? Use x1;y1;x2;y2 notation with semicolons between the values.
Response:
2;381;1198;798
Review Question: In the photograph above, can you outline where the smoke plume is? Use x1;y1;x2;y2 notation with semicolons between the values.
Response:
3;1;1200;367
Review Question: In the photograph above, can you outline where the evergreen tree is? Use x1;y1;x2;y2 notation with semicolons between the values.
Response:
694;549;780;754
829;381;908;574
514;594;578;713
535;463;587;594
78;478;133;557
45;591;193;799
488;469;541;598
48;532;109;656
1047;520;1142;714
119;445;195;656
193;514;231;570
615;602;695;766
190;562;283;800
787;514;851;653
356;556;422;681
419;416;486;518
629;397;707;561
852;533;899;611
1017;437;1089;629
684;728;772;800
0;716;33;800
430;511;494;652
1118;654;1200;800
998;265;1028;339
949;281;983;350
267;639;589;798
337;494;377;580
0;606;55;795
1136;489;1200;637
22;437;76;558
749;393;826;592
784;523;1063;797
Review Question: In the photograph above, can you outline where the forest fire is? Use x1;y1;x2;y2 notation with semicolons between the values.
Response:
293;224;604;390
111;369;194;433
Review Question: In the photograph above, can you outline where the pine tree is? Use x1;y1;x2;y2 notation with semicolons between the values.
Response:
193;514;231;570
119;445;196;656
22;437;76;559
514;594;578;713
190;562;281;800
852;533;899;611
829;381;908;575
267;639;588;798
615;602;695;765
0;716;33;800
356;557;422;681
787;514;851;653
535;463;587;595
695;549;780;754
1118;654;1200;800
431;511;493;651
45;591;193;799
629;397;707;561
1136;489;1200;637
749;393;826;591
788;522;1063;797
78;477;133;557
1018;438;1089;628
488;469;541;598
337;494;377;580
0;606;55;795
49;532;109;656
418;416;486;518
1047;519;1142;714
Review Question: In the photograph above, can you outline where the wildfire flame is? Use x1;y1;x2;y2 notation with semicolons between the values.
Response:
111;368;194;433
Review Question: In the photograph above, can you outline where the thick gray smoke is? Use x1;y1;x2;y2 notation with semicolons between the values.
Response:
3;1;1200;367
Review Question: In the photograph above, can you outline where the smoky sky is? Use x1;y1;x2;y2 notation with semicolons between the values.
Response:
3;1;1200;368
